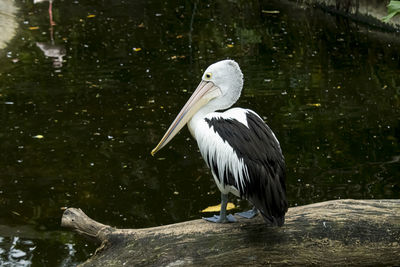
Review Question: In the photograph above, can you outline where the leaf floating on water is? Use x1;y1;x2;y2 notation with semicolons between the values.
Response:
29;26;39;30
201;202;235;213
33;135;44;139
169;55;186;60
306;103;321;107
87;14;96;18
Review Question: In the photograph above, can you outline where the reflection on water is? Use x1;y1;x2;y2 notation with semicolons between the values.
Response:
0;237;33;266
36;42;65;68
0;235;79;266
0;0;399;265
34;0;65;68
33;0;55;26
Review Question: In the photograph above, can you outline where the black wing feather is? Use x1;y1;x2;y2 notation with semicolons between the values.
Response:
205;110;288;226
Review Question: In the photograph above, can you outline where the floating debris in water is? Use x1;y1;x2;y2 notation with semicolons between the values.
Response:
262;10;280;14
169;55;185;60
306;103;322;107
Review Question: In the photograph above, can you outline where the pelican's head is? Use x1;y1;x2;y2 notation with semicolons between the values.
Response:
151;59;243;156
201;60;243;110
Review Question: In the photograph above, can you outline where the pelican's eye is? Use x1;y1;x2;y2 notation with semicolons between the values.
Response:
205;72;212;80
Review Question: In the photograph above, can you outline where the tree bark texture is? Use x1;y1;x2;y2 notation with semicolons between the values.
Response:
61;199;400;266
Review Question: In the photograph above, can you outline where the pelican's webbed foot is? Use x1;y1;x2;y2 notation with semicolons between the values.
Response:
236;206;258;219
203;193;237;223
203;214;237;223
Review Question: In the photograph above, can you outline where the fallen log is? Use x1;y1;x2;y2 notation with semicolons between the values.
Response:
62;199;400;266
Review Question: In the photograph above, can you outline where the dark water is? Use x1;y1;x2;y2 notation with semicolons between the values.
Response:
0;0;399;265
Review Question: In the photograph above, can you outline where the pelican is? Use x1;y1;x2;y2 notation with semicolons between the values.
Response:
152;60;288;225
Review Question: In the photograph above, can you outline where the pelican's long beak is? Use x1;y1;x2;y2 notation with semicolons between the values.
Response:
151;80;221;156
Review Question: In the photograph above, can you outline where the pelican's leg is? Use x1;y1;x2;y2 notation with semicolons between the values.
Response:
203;193;236;223
236;206;258;219
49;2;56;26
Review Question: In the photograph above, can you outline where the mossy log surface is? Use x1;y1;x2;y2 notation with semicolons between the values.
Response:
62;199;400;266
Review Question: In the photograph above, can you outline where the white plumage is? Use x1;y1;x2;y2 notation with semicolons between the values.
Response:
189;108;252;196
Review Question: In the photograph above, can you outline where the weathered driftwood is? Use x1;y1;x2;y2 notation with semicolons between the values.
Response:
62;199;400;266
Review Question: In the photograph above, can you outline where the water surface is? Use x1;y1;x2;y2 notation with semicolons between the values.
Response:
0;0;399;265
